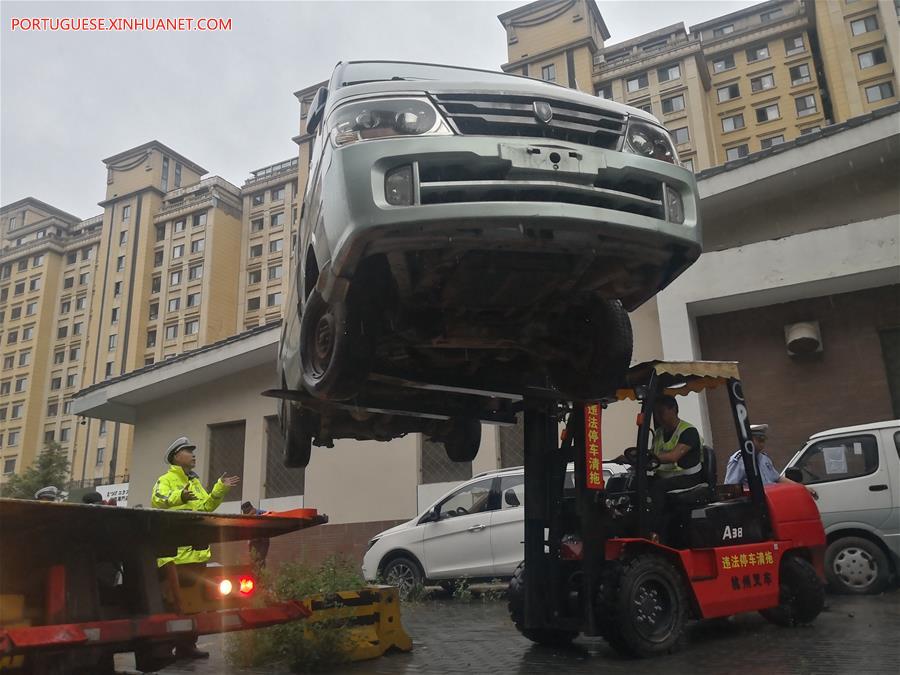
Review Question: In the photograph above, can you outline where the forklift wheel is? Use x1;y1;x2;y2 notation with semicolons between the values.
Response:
602;554;688;658
508;563;578;647
282;400;314;468
441;418;482;463
759;556;824;626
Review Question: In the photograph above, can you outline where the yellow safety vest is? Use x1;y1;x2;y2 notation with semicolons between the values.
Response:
151;465;230;566
652;420;703;478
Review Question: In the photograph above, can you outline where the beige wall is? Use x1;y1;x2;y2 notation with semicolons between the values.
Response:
503;0;596;66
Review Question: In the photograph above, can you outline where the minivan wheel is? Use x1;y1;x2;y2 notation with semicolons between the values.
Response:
825;536;890;595
548;299;632;401
299;290;372;400
382;556;424;599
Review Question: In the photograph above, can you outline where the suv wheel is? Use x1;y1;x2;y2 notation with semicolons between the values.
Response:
299;290;372;400
548;299;632;401
382;556;424;599
825;536;890;595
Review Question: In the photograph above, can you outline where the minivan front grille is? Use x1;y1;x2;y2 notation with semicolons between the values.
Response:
432;92;627;150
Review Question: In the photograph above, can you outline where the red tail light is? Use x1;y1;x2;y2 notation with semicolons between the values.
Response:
239;576;255;596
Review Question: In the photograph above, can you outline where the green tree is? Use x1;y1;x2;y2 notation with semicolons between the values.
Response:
0;442;71;499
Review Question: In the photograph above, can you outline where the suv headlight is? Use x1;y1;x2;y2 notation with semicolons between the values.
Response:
623;119;678;165
328;97;452;148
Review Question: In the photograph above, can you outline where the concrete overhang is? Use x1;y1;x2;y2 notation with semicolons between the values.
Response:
697;108;900;213
73;325;280;423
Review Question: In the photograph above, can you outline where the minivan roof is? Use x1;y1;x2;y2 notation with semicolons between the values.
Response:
809;419;900;440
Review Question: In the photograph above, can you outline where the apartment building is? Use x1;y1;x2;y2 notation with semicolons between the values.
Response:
0;200;101;481
500;0;899;170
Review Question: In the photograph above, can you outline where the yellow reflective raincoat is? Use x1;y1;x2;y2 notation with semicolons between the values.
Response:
151;465;231;566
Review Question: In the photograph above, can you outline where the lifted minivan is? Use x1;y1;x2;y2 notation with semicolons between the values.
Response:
276;60;701;466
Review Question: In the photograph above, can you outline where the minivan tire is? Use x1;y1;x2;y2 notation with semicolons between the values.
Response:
825;536;890;595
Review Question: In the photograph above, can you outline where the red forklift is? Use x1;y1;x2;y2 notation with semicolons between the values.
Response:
507;360;826;657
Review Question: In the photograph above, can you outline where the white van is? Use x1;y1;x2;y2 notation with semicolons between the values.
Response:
362;462;626;593
783;420;899;594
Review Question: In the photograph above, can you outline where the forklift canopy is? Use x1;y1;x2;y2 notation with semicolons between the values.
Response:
615;360;741;402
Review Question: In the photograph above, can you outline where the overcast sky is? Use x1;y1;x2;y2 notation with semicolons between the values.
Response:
1;0;758;219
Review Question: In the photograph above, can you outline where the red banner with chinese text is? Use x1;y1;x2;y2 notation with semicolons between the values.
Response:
584;404;603;489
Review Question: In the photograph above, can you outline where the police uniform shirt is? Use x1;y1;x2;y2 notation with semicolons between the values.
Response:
724;449;781;486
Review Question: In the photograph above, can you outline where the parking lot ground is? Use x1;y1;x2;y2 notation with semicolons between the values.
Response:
119;589;900;674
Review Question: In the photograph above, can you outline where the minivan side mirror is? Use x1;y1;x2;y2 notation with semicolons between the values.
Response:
306;86;328;135
419;506;440;524
504;489;521;508
784;467;804;484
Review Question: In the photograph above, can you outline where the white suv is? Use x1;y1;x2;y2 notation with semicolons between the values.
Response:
362;463;626;593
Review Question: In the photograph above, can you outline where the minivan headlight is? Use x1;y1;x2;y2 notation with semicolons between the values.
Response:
623;119;678;164
328;97;452;147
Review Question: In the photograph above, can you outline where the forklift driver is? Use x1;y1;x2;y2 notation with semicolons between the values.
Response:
648;395;704;541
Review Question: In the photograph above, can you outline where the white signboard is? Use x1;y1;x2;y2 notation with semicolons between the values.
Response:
96;482;129;506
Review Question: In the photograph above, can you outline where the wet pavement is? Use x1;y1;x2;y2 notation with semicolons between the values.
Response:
118;589;900;674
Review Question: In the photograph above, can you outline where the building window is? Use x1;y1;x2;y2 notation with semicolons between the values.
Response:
18;350;30;367
25;301;36;316
269;239;283;254
251;218;264;232
188;264;203;281
790;63;811;86
657;64;680;83
596;85;613;99
17;260;27;272
151;276;161;293
170;270;182;286
32;254;44;267
29;278;41;291
191;238;204;254
21;326;33;341
66;373;77;388
0;381;9;395
69;346;80;361
96;448;105;466
14;377;27;393
121;205;131;221
54;351;65;364
726;144;749;161
75;296;86;311
760;7;783;23
2;458;15;475
713;24;734;37
174;162;182;188
99;420;107;435
187;292;200;307
247;297;261;311
250;244;263;258
661;94;685;114
755;103;780;123
73;322;82;336
865;81;894;102
626;73;649;92
63;400;72;415
717;83;740;102
156;224;166;241
59;427;70;442
108;334;117;351
6;330;17;344
145;356;155;366
168;297;180;312
63;276;74;289
172;244;184;259
174;219;186;233
267;292;283;307
149;302;159;320
185;319;199;336
51;377;62;390
153;250;164;267
57;326;67;340
78;272;89;286
66;252;77;265
746;45;770;63
760;135;785;149
116;256;125;272
3;356;13;369
750;73;776;93
268;264;283;281
60;300;70;314
193;212;207;228
118;231;127;246
637;102;653;114
248;269;262;285
147;329;157;347
161;156;169;191
858;48;887;69
850;15;878;35
165;324;178;340
10;306;21;320
11;403;23;418
671;127;690;144
784;35;805;56
7;431;19;447
795;93;818;116
47;401;58;416
271;186;285;201
541;63;556;82
251;192;265;206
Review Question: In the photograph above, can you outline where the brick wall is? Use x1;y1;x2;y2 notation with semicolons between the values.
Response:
696;285;899;474
214;519;405;571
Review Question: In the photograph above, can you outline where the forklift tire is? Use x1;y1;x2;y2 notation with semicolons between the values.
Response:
441;418;482;463
299;289;372;400
548;299;632;401
759;556;824;626
282;400;314;468
602;554;688;658
508;563;578;647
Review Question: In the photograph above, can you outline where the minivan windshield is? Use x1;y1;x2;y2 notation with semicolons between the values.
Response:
337;61;541;88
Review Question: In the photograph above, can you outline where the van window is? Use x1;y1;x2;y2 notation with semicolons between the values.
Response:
500;475;524;509
438;478;495;518
794;435;879;484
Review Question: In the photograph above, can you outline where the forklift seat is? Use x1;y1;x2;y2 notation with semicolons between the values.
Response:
666;446;717;506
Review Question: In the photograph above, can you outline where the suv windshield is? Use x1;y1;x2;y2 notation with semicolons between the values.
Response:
338;61;536;88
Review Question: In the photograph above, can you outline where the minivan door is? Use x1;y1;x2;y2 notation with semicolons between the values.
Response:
490;474;525;576
792;433;893;532
421;478;497;579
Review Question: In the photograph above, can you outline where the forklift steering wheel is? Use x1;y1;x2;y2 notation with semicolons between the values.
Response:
623;447;661;471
